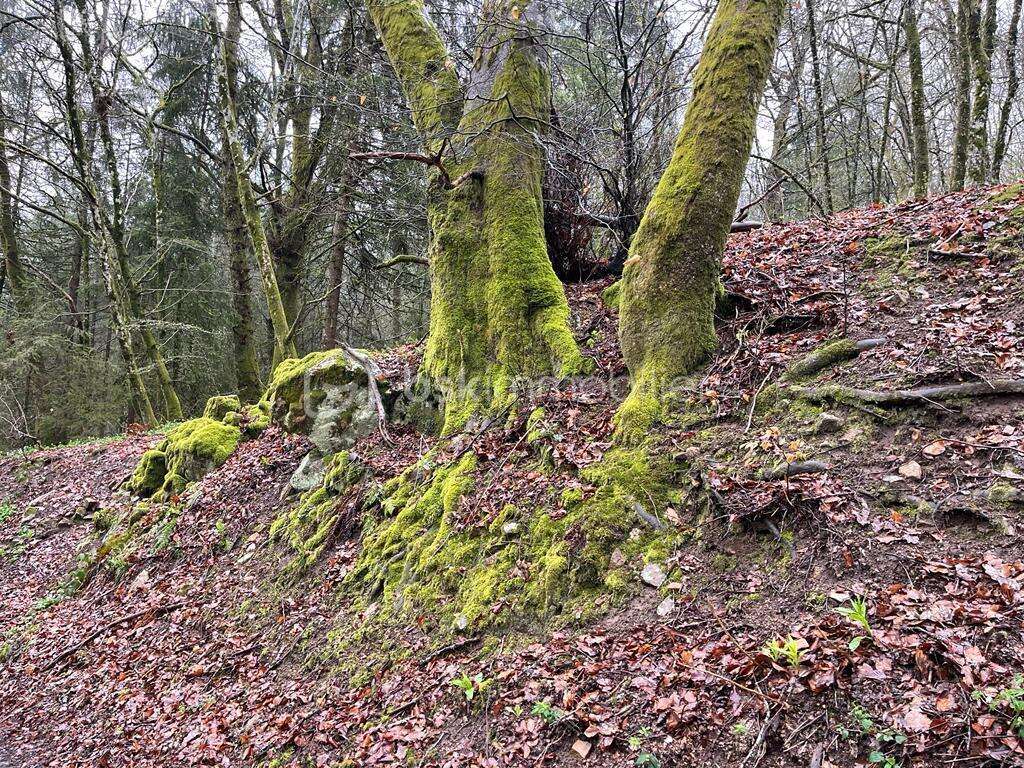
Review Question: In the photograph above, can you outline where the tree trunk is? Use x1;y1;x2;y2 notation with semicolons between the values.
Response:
0;86;29;315
993;0;1023;179
212;0;297;370
806;0;834;213
905;0;930;197
54;3;156;424
367;0;587;433
951;0;973;190
218;0;262;401
322;203;348;349
615;0;784;442
967;0;995;185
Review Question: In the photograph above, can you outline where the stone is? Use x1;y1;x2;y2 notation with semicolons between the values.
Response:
289;453;327;493
656;597;675;617
898;460;923;480
641;562;667;588
813;412;845;435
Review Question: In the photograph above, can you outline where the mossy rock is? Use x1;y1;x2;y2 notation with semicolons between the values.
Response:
264;350;382;453
203;394;242;421
601;280;622;310
127;418;241;500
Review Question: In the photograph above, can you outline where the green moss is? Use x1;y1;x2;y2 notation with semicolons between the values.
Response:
347;441;689;633
270;452;370;575
126;417;241;499
601;280;622;309
203;394;242;421
989;183;1024;205
783;338;860;383
988;482;1021;506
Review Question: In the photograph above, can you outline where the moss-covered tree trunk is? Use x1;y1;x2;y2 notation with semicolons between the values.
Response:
967;0;995;185
218;0;262;402
0;86;30;315
905;0;929;198
615;0;784;443
951;0;973;190
993;0;1023;180
212;0;297;370
367;0;587;432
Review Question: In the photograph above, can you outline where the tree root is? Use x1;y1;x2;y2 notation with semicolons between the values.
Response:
783;337;887;382
790;379;1024;406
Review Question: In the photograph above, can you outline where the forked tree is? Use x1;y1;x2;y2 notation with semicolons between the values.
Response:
365;0;588;433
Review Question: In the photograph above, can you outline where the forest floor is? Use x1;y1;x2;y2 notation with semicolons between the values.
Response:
1;184;1023;768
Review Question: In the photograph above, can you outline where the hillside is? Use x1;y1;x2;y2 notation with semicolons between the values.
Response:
1;184;1023;768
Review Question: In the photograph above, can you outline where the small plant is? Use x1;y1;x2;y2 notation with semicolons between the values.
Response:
628;727;653;750
451;672;491;702
845;703;906;767
0;500;14;526
635;754;660;768
763;635;805;667
867;753;900;768
974;675;1024;738
836;596;872;632
531;700;566;724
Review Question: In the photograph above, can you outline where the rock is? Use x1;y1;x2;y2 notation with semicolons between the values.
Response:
289;453;327;493
656;597;675;617
898;460;923;480
501;521;520;535
813;412;845;435
570;739;592;759
641;562;667;588
453;614;469;631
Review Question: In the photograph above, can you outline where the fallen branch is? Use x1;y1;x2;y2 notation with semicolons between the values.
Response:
763;460;830;480
374;254;429;270
42;601;185;672
790;379;1024;406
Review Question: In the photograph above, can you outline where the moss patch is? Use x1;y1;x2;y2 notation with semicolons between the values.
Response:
344;442;689;634
127;417;241;500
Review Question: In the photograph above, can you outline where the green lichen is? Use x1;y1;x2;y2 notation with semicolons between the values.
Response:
127;417;241;499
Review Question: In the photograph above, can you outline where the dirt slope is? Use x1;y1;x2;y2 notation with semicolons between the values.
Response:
1;184;1022;768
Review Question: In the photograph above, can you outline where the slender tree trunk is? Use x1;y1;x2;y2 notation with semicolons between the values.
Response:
951;0;973;190
806;0;834;213
967;0;995;184
615;0;784;442
905;0;930;197
218;0;262;401
54;3;156;424
0;87;29;314
368;0;586;433
212;0;297;369
993;0;1023;179
765;6;805;221
322;202;349;349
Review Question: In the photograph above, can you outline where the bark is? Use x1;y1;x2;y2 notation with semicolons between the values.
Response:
951;0;973;190
212;0;297;369
993;0;1023;179
905;0;930;197
367;0;587;433
765;6;806;220
615;0;784;442
219;0;262;402
0;86;29;315
806;0;833;213
967;0;995;184
321;204;348;349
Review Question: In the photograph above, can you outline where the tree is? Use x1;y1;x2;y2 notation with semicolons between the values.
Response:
993;0;1023;180
905;0;930;197
615;0;784;442
366;0;588;432
211;0;297;369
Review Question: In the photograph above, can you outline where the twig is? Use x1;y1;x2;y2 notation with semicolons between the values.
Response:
42;601;185;672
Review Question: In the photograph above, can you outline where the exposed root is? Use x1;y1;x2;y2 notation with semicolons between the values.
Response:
790;378;1024;406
